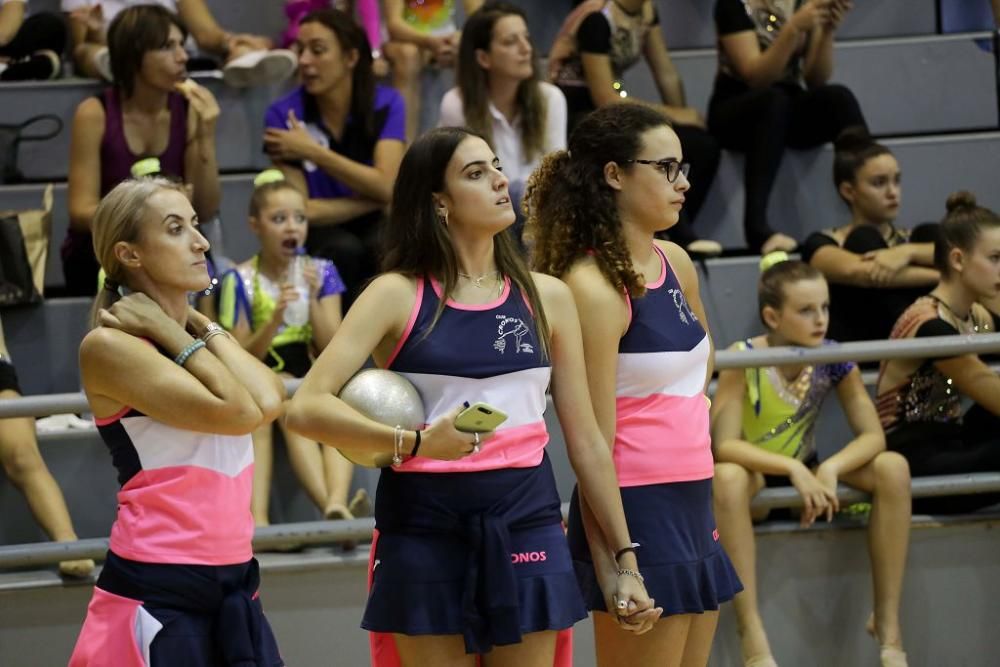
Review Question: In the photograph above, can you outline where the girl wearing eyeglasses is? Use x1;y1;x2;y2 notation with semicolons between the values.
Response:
527;103;742;666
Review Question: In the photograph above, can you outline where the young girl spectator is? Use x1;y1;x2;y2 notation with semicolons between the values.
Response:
69;178;286;665
439;1;566;246
64;0;296;86
711;254;911;667
381;0;483;142
286;126;660;662
709;0;866;254
528;103;741;666
801;128;939;342
877;192;1000;514
0;0;65;80
264;8;405;302
549;0;722;255
218;171;364;527
65;4;220;296
0;316;93;578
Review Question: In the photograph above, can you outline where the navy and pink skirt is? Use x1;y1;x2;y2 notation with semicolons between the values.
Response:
69;552;283;666
567;478;742;615
362;454;587;654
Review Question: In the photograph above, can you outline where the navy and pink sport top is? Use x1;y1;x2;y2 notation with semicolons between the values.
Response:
386;276;551;474
614;245;714;486
95;406;255;566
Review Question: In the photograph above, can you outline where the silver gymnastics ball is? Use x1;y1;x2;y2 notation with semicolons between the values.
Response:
337;369;425;467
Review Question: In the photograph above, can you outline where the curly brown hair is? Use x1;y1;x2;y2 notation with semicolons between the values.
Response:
525;103;672;297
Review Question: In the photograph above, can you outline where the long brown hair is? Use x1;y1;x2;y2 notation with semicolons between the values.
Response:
89;178;187;328
456;2;547;163
526;103;671;297
381;127;550;356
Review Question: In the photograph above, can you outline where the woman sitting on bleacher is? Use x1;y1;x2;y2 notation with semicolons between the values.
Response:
65;4;220;296
877;192;1000;514
709;0;866;254
217;171;367;528
64;0;296;87
263;7;405;303
549;0;723;256
0;0;65;80
438;1;566;248
801;128;940;343
0;315;94;578
712;254;911;667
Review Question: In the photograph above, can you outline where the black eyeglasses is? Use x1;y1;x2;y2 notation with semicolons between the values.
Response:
623;159;690;183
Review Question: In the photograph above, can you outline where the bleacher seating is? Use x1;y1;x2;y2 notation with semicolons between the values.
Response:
2;3;1000;665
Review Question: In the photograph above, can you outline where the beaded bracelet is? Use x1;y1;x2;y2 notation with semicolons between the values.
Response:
617;568;644;584
174;339;206;367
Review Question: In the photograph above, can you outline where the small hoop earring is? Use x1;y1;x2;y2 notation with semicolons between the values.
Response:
438;210;449;227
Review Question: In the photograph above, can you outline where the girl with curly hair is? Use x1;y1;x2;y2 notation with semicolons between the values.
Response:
526;103;741;666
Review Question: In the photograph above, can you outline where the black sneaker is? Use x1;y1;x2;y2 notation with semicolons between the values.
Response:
1;50;61;82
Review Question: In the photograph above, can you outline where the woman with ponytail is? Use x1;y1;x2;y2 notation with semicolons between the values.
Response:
286;126;659;664
877;191;1000;514
800;127;940;342
711;252;911;667
70;178;286;666
528;103;740;666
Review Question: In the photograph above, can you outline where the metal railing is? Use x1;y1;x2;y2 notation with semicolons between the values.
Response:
3;333;1000;569
2;472;1000;570
4;333;1000;419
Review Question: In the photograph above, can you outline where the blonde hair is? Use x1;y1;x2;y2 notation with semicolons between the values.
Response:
90;178;186;328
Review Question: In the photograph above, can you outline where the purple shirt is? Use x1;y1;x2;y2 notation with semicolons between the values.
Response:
264;85;405;201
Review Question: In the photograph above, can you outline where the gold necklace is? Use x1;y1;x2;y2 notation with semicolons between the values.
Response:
458;270;500;289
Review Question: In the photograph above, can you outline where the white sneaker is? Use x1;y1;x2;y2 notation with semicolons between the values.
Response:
222;49;297;88
93;46;113;82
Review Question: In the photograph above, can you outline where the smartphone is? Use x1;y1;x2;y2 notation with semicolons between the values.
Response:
454;402;508;433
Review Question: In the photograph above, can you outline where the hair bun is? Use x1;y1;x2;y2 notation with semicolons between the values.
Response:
946;190;978;214
834;126;874;153
759;250;790;272
254;169;285;187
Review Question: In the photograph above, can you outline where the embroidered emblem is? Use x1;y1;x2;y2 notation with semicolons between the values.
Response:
668;288;697;325
494;314;534;354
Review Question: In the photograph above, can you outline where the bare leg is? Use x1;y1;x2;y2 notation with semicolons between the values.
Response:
840;452;911;653
393;634;476;667
251;424;274;527
681;611;720;666
712;462;770;663
281;424;334;513
71;42;107;80
0;392;93;576
483;630;557;667
321;445;355;517
594;610;690;667
383;41;424;144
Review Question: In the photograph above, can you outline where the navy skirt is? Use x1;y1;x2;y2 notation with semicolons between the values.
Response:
567;478;742;616
362;454;587;654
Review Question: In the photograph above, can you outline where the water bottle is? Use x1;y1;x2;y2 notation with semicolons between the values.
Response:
283;247;311;327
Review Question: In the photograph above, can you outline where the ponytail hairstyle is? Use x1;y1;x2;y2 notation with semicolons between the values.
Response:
526;103;672;297
832;126;892;203
299;9;377;142
248;169;302;218
934;191;1000;276
381;126;550;357
90;178;187;328
757;251;823;327
456;1;547;163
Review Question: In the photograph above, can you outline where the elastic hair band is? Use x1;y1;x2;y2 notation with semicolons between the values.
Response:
254;169;285;187
759;250;790;273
